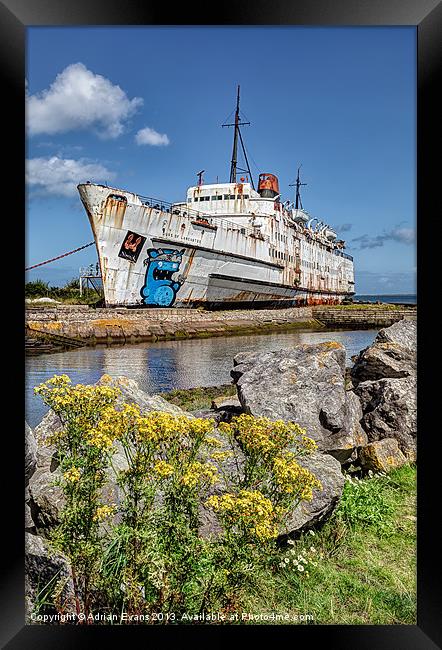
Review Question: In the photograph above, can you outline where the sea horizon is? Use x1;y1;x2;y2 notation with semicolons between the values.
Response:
354;293;416;304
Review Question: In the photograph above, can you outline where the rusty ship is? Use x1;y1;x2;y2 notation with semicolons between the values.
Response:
78;87;355;309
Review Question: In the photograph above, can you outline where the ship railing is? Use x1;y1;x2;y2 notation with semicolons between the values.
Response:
333;250;353;261
136;194;270;242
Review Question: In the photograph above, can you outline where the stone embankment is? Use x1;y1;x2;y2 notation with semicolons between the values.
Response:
26;305;321;347
26;303;416;350
312;305;416;329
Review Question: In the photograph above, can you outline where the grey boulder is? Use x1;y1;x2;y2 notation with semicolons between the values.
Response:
358;438;408;473
25;422;37;485
231;343;366;463
96;375;191;416
283;452;345;536
354;375;417;460
25;532;75;619
351;320;416;383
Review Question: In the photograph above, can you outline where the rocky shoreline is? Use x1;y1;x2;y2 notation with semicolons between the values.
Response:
25;318;416;618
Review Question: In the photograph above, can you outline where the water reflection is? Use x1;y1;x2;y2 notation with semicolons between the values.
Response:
26;328;378;428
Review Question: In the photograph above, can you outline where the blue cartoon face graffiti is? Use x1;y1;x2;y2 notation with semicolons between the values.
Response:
140;248;185;307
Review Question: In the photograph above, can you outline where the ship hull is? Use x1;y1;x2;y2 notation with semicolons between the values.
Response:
78;183;354;309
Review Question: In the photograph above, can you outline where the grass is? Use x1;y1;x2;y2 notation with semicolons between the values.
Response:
236;464;416;625
160;384;237;411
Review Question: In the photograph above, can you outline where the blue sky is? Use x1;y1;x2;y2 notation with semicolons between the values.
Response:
26;26;416;294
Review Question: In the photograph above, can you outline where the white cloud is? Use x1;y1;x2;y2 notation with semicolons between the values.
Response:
351;224;416;250
26;156;116;197
389;226;415;245
27;63;143;139
135;126;170;146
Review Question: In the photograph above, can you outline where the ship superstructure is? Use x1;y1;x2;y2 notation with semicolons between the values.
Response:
78;87;354;308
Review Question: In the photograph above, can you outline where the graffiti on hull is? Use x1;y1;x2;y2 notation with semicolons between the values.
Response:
118;230;146;263
140;248;185;307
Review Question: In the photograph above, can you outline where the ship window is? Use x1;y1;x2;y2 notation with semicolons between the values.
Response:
108;194;127;203
243;195;249;199
223;194;230;200
230;194;235;199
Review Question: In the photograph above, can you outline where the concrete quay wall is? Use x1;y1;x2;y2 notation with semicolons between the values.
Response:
312;306;417;329
26;305;319;345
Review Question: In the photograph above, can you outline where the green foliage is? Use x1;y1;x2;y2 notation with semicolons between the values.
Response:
336;471;395;536
64;277;80;290
25;277;102;304
25;279;50;297
160;384;237;412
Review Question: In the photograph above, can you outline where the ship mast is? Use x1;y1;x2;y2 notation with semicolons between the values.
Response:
222;85;255;189
290;165;307;210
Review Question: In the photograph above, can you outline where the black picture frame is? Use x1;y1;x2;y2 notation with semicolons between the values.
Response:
5;0;439;646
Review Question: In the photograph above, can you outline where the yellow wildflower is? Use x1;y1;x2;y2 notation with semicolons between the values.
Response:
223;414;315;460
63;467;81;483
181;461;218;488
153;460;174;478
205;436;223;448
93;505;115;522
207;490;279;541
272;454;322;498
210;451;233;462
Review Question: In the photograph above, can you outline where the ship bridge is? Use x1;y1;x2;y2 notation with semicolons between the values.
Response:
185;182;258;213
173;180;281;220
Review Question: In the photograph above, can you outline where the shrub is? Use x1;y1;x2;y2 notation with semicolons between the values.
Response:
25;279;50;297
34;375;321;622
